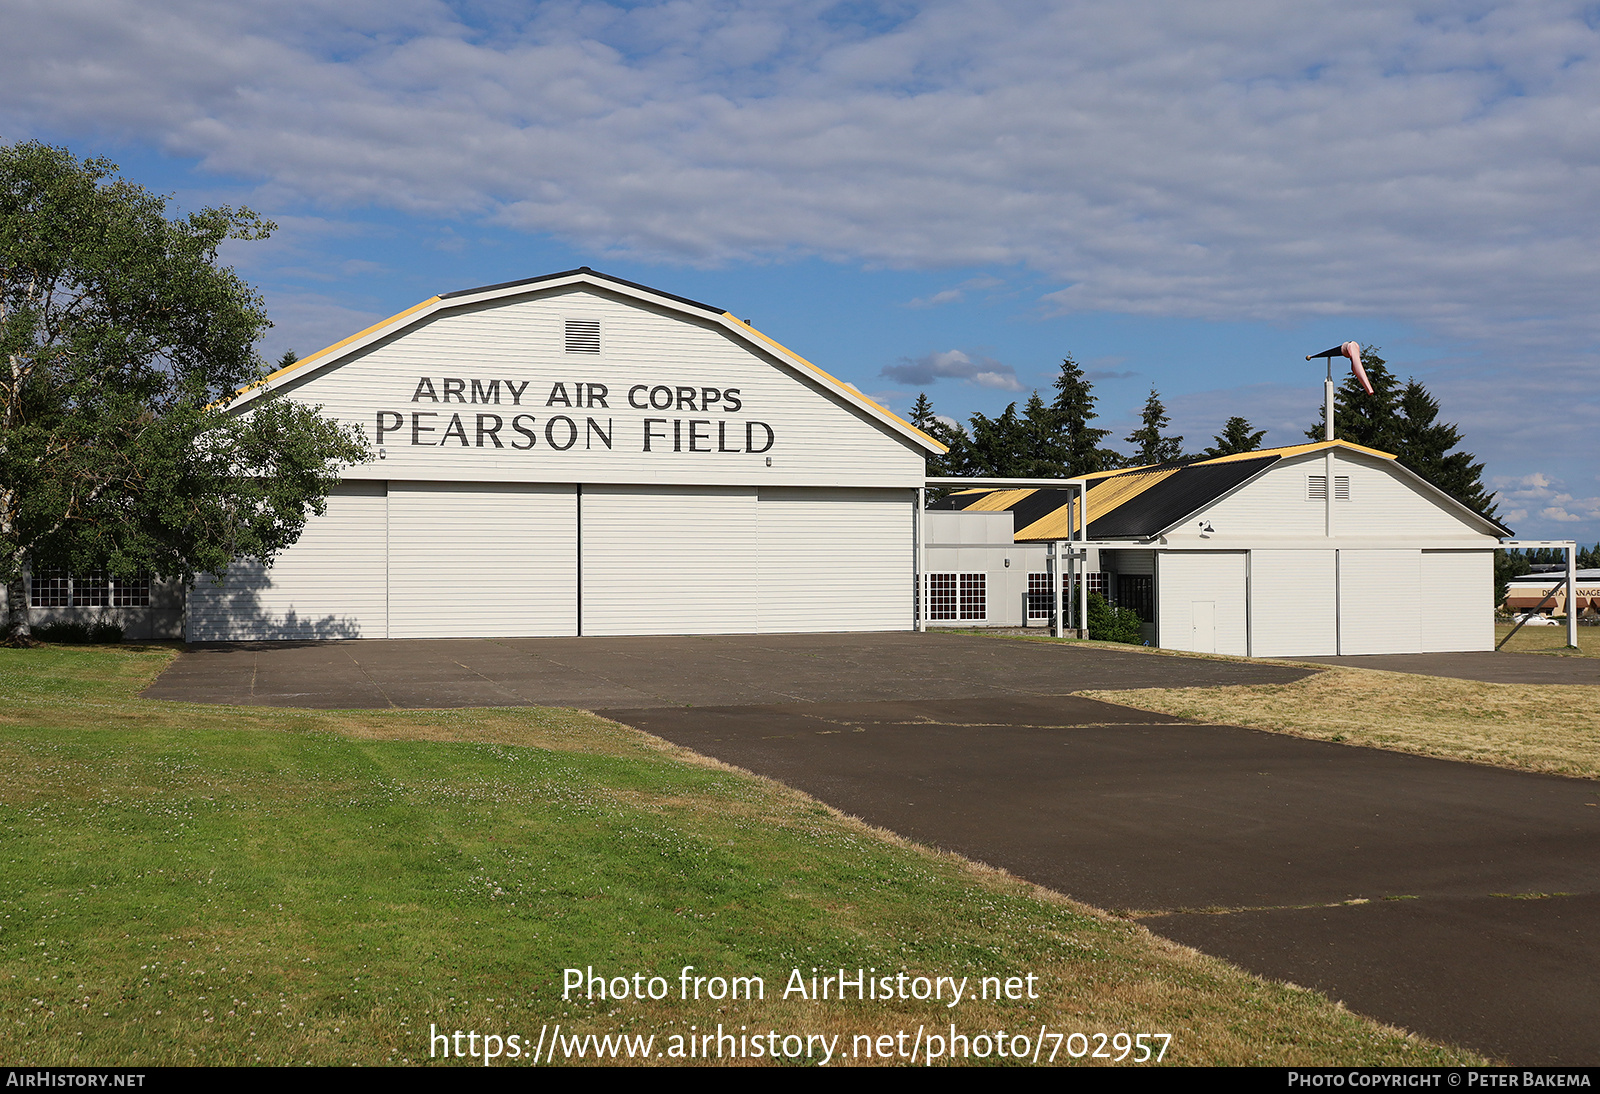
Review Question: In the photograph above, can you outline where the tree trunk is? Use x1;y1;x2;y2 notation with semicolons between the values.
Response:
2;572;32;646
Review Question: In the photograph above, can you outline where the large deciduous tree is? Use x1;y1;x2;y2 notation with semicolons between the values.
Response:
1;142;369;642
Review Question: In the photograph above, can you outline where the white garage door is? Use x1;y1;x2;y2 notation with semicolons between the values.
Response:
1156;552;1247;655
580;485;759;636
187;482;390;641
1421;551;1493;652
757;487;911;632
1338;549;1421;654
387;481;578;638
1249;550;1337;657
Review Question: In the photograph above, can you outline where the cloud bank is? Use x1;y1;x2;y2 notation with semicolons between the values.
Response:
4;0;1598;352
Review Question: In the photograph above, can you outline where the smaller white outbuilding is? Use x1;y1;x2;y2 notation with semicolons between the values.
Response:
930;440;1512;656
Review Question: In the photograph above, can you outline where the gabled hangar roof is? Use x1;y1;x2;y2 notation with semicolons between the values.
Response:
226;267;946;455
931;440;1512;540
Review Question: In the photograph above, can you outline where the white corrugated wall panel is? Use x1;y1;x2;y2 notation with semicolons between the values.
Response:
581;485;758;635
186;482;389;641
387;481;577;638
757;487;910;632
1156;552;1248;655
1249;550;1337;657
1421;551;1494;652
1338;549;1421;654
277;287;926;489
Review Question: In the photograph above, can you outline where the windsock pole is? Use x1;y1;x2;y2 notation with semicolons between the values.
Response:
1324;360;1335;441
1306;342;1370;441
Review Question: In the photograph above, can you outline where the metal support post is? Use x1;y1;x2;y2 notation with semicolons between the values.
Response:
1568;541;1579;651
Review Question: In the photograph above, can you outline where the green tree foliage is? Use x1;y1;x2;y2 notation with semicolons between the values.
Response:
911;355;1126;480
1086;591;1144;643
1125;388;1185;466
1203;416;1267;458
1050;354;1120;476
0;142;370;642
1306;345;1497;519
909;391;972;478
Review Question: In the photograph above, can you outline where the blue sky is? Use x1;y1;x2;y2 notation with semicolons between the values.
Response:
4;0;1596;540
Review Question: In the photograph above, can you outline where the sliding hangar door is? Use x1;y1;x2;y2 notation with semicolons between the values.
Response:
1153;548;1492;657
187;481;913;640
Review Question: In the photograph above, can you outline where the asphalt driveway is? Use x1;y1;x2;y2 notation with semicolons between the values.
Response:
145;632;1600;1063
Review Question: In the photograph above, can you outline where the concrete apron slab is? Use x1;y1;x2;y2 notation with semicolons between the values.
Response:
601;695;1600;1065
142;632;1313;708
141;634;1596;1062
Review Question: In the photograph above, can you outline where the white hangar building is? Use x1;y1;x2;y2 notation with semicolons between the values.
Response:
184;268;946;641
931;442;1513;657
11;268;1512;657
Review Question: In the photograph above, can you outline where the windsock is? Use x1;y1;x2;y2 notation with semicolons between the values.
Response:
1305;342;1375;395
1341;342;1373;395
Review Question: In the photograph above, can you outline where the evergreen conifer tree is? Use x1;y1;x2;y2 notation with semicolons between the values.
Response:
1125;388;1185;465
1307;346;1497;519
1050;354;1119;475
1203;416;1267;458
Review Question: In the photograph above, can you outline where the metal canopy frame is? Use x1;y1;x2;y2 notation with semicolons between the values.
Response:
919;477;1091;638
1498;539;1580;650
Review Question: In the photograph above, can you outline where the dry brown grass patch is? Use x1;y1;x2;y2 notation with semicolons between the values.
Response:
1080;666;1600;779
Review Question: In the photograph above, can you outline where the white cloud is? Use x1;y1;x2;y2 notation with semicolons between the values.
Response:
908;275;1004;308
881;349;1025;391
4;0;1598;354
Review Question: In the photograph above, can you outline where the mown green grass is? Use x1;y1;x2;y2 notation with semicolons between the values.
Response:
0;645;1485;1066
1494;622;1599;657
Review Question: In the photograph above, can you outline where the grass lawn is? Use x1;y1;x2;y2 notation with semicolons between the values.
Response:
0;644;1484;1067
1494;622;1600;658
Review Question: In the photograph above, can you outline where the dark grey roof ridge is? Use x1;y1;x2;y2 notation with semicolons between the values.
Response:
438;267;725;315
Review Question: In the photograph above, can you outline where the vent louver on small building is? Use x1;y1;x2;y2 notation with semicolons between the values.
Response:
564;319;601;353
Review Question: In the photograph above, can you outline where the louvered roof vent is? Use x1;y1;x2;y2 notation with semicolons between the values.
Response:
565;319;600;353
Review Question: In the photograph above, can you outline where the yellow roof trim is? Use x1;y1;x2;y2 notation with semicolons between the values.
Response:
1203;439;1396;464
963;488;1036;512
726;312;948;454
1014;499;1081;541
229;295;443;405
1013;465;1184;540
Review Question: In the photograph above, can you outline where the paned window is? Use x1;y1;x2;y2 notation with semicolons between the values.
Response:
958;573;986;620
72;571;109;607
1117;574;1154;623
929;573;958;620
29;567;69;608
1030;572;1111;619
112;574;151;607
28;567;150;608
1027;572;1052;619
